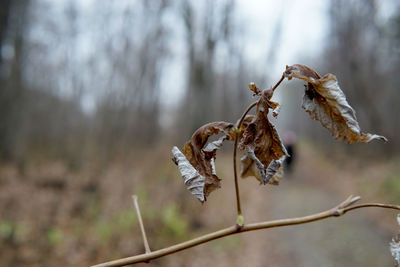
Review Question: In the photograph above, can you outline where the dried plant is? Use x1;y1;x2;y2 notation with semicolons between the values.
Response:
93;65;399;267
391;215;400;266
173;64;387;206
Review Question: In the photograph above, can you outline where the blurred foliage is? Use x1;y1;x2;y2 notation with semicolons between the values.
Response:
46;228;64;246
161;203;188;240
0;220;14;240
93;220;114;244
382;172;400;203
117;210;137;233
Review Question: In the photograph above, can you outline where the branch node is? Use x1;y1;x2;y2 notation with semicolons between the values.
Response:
337;195;361;209
235;224;244;232
348;196;361;207
236;215;244;229
333;209;344;217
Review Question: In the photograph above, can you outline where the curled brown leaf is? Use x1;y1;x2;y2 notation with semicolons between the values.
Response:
173;122;234;202
284;64;388;144
239;90;288;185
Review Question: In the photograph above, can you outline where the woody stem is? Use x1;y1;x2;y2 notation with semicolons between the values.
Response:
132;195;151;254
233;101;258;223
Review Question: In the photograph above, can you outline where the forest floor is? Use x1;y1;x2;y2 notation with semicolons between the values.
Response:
0;141;399;266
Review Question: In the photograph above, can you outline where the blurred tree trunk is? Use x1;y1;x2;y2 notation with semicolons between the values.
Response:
0;0;11;67
181;1;215;134
0;0;30;166
0;0;13;159
180;0;243;136
92;0;168;160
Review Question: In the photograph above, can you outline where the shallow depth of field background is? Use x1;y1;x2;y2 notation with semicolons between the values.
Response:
1;0;400;266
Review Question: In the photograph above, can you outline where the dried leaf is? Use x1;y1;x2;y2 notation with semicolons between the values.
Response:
172;146;205;202
284;64;387;144
173;122;234;202
237;114;255;138
269;100;280;117
239;90;288;185
391;235;400;265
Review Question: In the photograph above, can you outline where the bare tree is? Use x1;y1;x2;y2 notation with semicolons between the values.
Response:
91;0;169;158
180;0;246;135
0;0;30;167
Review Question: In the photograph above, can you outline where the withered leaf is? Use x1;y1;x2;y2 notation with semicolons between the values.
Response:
239;90;288;185
172;146;205;202
172;122;234;202
268;99;280;117
284;64;388;144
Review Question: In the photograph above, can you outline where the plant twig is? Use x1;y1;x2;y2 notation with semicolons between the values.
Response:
271;74;285;92
233;101;258;223
132;195;151;254
344;203;400;213
92;196;400;267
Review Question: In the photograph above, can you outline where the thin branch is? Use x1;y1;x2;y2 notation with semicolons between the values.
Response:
344;203;400;213
132;195;151;254
231;74;285;222
271;74;285;92
92;196;400;267
233;101;258;222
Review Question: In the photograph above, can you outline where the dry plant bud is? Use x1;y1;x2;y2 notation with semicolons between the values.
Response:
390;214;400;265
249;82;261;95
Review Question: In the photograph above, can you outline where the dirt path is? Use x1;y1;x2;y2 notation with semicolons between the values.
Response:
243;179;394;267
232;143;397;267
